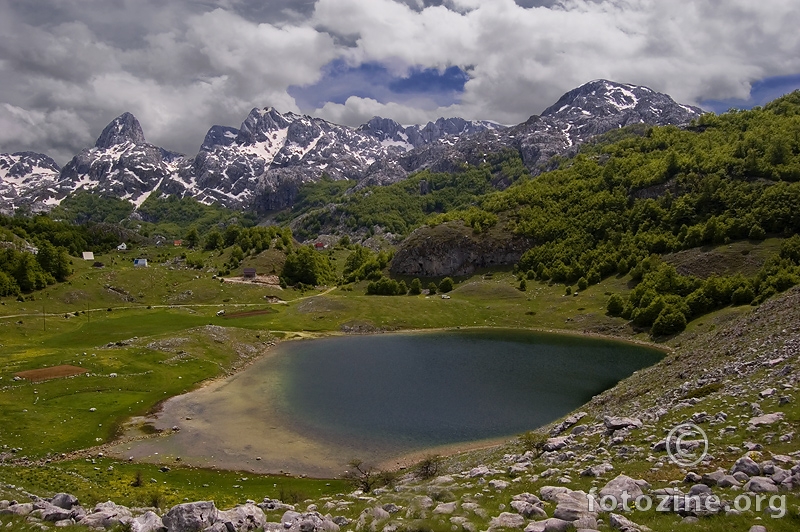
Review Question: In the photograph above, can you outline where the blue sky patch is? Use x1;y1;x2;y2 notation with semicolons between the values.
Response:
289;60;469;110
701;73;800;114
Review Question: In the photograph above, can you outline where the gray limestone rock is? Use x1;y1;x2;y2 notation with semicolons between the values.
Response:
162;501;219;532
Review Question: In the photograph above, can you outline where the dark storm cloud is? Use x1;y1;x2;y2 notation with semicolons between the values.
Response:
0;0;799;163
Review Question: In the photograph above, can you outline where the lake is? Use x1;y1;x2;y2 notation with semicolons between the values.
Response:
113;329;662;477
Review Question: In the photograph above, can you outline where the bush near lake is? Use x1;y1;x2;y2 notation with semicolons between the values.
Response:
281;245;335;287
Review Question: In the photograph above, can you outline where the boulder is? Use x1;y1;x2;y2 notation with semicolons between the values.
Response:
217;503;267;531
744;477;779;493
523;518;573;532
599;475;648;501
512;493;542;505
717;475;742;488
33;502;73;522
489;479;510;490
78;501;132;529
433;502;457;515
162;501;219;532
411;496;434;509
50;493;79;510
550;412;587;436
748;412;785;428
731;456;762;477
260;499;295;512
688;484;711;496
468;466;491;478
609;512;651;531
1;502;34;516
282;511;341;532
543;437;571;452
553;491;597;522
510;501;546;519
130;511;167;532
540;486;571;502
581;463;614;477
603;417;643;432
701;469;726;486
489;512;526;529
368;507;391;521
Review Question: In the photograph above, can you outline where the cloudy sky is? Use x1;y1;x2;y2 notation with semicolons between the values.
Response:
1;0;798;163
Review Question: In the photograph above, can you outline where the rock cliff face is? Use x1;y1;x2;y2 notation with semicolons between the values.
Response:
390;221;532;277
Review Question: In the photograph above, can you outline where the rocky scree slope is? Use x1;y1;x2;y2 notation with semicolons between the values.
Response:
1;80;702;214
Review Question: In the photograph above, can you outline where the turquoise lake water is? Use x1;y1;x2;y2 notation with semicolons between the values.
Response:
273;329;662;456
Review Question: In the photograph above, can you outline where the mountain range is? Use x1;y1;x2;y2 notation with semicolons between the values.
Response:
0;80;703;215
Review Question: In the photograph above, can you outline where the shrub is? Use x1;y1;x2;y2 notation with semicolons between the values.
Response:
606;294;625;317
651;306;687;336
439;277;454;293
731;285;755;305
749;224;766;240
366;276;407;295
409;278;422;295
427;282;437;295
342;459;394;493
577;277;588;291
685;381;723;399
415;455;442;480
518;431;547;455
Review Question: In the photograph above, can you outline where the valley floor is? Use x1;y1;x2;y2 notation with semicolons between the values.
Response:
1;244;799;531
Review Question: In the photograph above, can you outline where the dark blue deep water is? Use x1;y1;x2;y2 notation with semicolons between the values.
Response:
274;329;662;455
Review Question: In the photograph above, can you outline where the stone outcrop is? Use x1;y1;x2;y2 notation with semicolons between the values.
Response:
390;221;532;277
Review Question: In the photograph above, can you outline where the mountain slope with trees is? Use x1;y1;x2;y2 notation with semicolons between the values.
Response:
387;91;800;335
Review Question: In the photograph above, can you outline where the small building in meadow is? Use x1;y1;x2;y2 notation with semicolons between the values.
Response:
174;240;183;247
133;258;148;267
117;243;127;251
314;242;326;250
82;252;95;261
243;267;257;279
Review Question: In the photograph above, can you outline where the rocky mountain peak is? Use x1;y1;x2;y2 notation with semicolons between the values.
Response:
0;152;61;178
201;125;240;152
358;115;505;152
236;107;295;145
95;112;146;149
542;79;703;121
358;117;405;141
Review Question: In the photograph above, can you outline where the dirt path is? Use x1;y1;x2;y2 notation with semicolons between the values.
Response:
0;286;339;320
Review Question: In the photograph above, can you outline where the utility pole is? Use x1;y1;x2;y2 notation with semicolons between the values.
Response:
87;299;90;324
